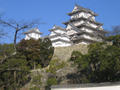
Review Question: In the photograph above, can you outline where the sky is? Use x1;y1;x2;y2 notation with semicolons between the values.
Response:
0;0;120;43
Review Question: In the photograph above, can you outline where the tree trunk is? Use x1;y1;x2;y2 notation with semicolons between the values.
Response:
14;71;17;90
14;30;18;52
34;61;36;70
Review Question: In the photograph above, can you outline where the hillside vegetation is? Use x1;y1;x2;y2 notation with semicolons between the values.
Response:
0;34;120;90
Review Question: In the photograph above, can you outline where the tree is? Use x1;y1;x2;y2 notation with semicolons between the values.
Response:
17;38;54;69
0;37;54;89
107;35;120;48
68;41;120;83
0;53;30;90
0;38;54;89
0;44;14;60
0;17;39;64
106;25;120;37
0;29;6;39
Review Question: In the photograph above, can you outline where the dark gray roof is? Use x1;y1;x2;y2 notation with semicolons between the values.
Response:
63;17;103;26
74;31;105;39
49;34;69;39
67;4;98;16
51;81;120;88
71;36;100;42
24;28;42;34
49;25;66;32
41;35;49;39
76;24;107;33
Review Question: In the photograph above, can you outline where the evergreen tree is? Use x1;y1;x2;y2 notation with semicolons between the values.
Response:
68;37;120;83
0;38;54;89
0;53;30;89
17;38;54;69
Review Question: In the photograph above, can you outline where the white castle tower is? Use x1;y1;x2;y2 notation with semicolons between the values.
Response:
63;4;106;44
49;25;72;47
24;28;42;40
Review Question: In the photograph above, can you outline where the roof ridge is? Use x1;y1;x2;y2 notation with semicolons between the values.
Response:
24;28;42;34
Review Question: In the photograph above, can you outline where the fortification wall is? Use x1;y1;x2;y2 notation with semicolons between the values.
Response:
52;44;88;61
51;82;120;90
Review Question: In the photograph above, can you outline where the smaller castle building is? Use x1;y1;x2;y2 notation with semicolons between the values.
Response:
49;25;72;47
24;28;42;40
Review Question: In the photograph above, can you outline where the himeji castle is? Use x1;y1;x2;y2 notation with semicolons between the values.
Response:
49;4;106;47
24;4;106;47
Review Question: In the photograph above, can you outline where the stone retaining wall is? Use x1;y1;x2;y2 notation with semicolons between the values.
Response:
53;44;88;61
51;82;120;90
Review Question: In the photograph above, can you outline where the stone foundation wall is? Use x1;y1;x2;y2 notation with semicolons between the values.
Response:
52;44;88;61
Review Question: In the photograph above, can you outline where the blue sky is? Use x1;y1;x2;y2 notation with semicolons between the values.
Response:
0;0;120;43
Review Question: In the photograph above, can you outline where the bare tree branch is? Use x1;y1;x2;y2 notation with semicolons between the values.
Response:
0;17;40;64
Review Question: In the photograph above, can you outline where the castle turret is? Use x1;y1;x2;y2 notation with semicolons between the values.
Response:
63;4;106;44
24;28;42;40
49;25;72;47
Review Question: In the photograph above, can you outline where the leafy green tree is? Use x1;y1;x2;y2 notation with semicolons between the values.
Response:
17;38;54;69
0;44;14;60
68;41;120;83
47;77;57;86
107;35;120;48
0;37;54;89
0;53;30;90
46;59;66;74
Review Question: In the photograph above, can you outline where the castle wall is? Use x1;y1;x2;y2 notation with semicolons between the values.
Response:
71;12;95;21
52;41;71;47
52;44;88;61
51;85;120;90
50;30;66;36
50;36;70;41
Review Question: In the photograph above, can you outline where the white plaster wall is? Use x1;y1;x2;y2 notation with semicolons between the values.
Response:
71;12;84;19
80;34;93;40
50;32;56;36
66;21;98;30
80;34;102;42
50;36;71;41
72;20;84;27
66;27;93;36
66;24;72;30
78;41;89;44
82;27;93;33
25;33;41;40
67;30;78;36
49;28;72;47
50;29;66;36
87;21;99;28
52;41;71;47
52;85;120;90
71;12;95;21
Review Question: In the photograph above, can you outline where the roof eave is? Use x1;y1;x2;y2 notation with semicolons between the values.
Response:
67;10;98;16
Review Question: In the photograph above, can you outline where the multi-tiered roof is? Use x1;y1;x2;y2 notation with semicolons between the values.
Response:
49;25;72;47
48;4;107;47
63;4;106;44
24;28;42;40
